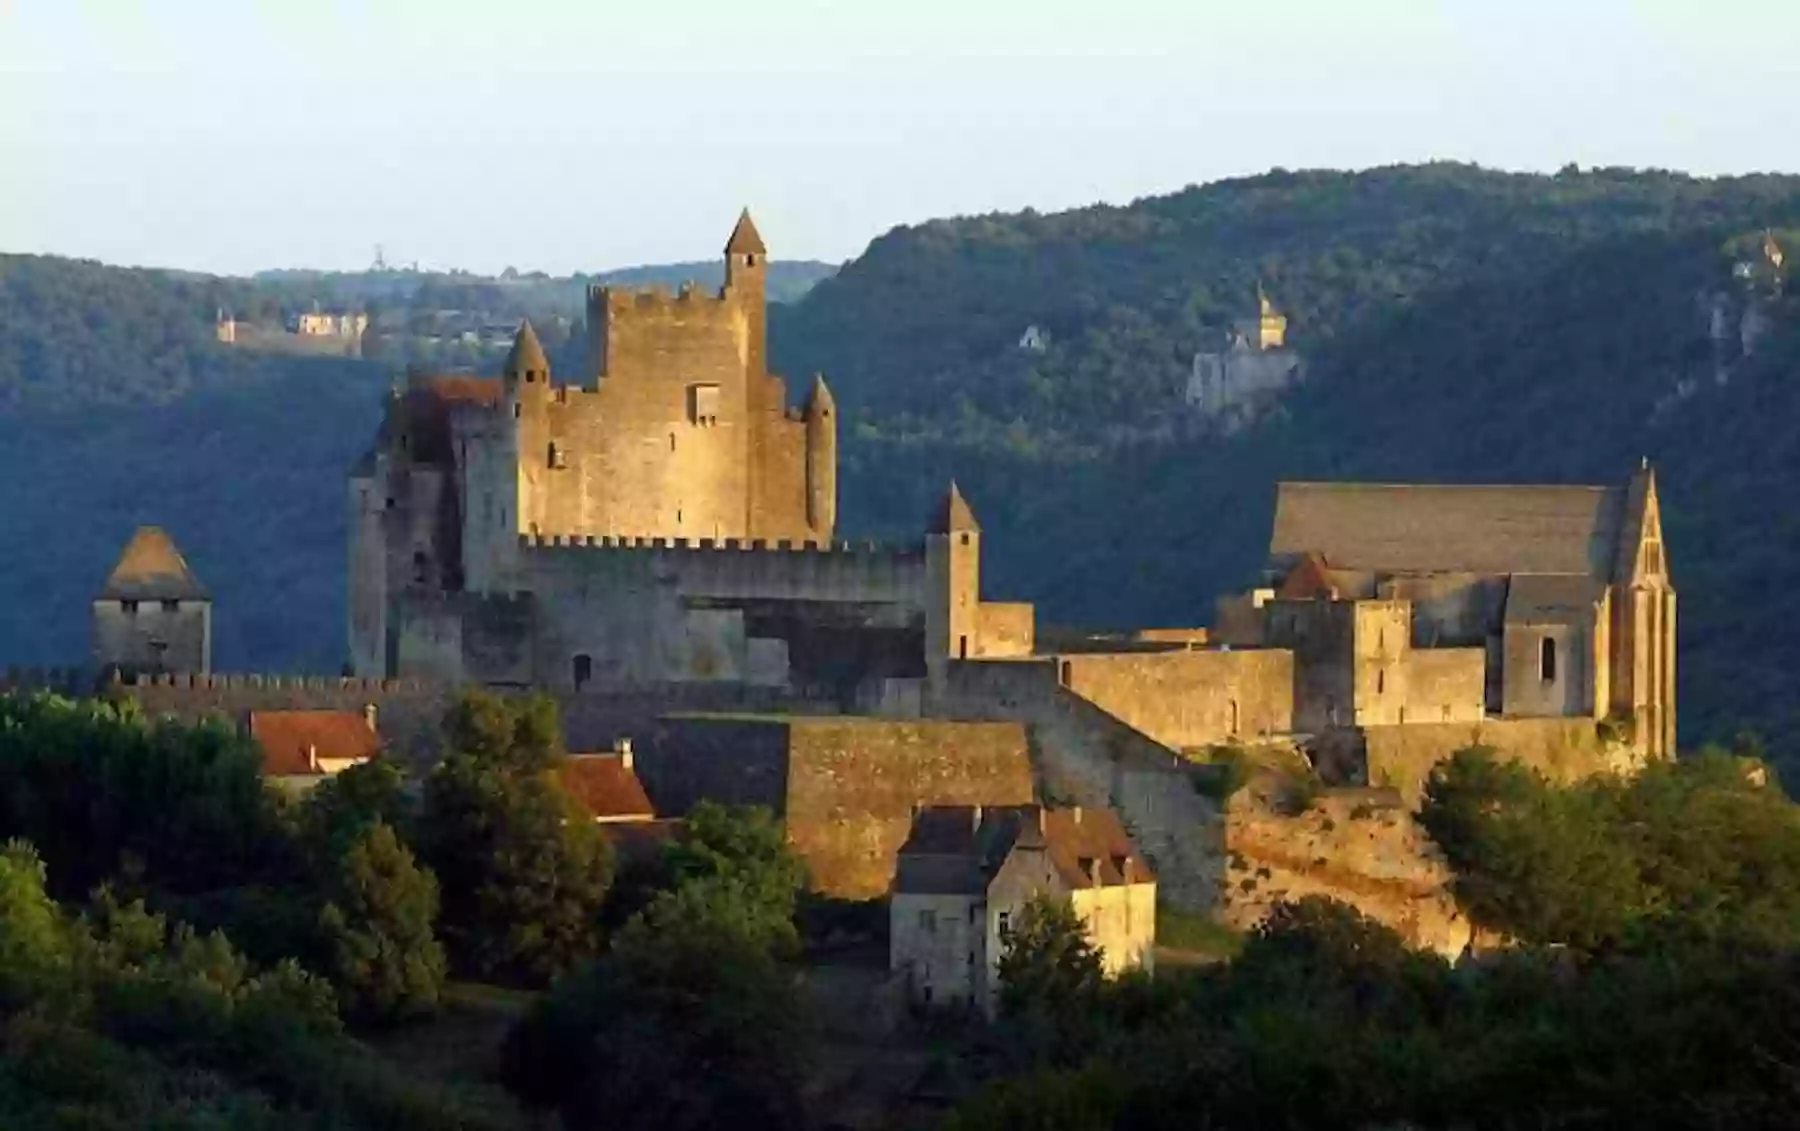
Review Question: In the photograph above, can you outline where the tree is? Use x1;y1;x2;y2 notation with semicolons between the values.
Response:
995;894;1103;1022
0;839;71;1005
417;692;612;985
652;801;807;954
316;821;446;1023
502;880;812;1131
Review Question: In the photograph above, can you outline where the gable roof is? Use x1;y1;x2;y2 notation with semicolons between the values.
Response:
250;710;380;777
893;805;1153;896
557;753;655;822
725;208;767;256
99;527;209;602
1270;482;1627;579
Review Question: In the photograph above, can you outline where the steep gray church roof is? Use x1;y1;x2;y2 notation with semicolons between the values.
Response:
1270;482;1626;578
1503;574;1606;625
99;527;209;602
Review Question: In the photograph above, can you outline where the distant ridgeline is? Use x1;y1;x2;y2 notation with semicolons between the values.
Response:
3;164;1800;750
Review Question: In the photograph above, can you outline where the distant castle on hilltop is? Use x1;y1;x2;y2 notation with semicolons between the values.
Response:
1186;285;1302;430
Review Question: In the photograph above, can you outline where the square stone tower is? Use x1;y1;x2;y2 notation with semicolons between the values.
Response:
92;526;212;677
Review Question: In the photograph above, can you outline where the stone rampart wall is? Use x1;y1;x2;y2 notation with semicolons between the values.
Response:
1360;715;1632;808
1053;649;1294;750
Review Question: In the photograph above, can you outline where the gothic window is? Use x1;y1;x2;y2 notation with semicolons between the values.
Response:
1540;637;1558;683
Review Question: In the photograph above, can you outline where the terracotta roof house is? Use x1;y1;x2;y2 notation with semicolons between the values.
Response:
890;804;1155;1015
557;739;656;824
250;706;381;792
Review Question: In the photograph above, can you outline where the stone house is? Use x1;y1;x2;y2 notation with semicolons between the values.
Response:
92;527;212;678
889;804;1155;1016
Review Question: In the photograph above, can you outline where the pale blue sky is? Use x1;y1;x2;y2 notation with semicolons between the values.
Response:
1;0;1792;276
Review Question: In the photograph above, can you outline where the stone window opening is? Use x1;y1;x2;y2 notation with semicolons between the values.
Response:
1376;669;1385;695
1540;637;1558;683
413;550;429;585
1230;698;1240;734
919;909;937;933
669;433;676;452
1060;661;1072;685
121;600;139;616
960;533;971;547
513;403;522;419
958;636;969;660
547;442;567;469
997;910;1011;938
160;599;179;615
573;653;592;691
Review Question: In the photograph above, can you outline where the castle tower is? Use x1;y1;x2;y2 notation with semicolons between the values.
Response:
724;208;768;379
805;373;837;537
926;482;982;687
92;526;212;677
1256;283;1288;350
504;321;553;538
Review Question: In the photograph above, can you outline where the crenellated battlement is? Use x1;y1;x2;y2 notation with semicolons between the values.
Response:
514;533;924;559
0;667;440;696
586;281;741;317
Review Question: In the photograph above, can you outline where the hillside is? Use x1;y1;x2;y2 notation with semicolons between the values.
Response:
3;164;1799;751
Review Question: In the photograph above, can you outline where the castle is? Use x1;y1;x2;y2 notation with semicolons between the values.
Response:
32;210;1682;954
346;212;1028;696
1185;285;1302;429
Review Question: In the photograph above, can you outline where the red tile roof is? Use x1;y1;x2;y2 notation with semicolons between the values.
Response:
895;805;1153;896
249;710;381;777
558;754;655;822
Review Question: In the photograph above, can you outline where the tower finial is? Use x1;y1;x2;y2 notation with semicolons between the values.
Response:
930;480;980;534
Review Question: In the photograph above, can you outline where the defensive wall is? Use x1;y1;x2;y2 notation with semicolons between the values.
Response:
628;715;1035;899
1354;716;1640;808
1050;649;1294;750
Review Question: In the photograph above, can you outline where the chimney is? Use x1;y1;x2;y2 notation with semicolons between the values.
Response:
1072;805;1083;825
306;743;319;773
970;804;983;835
1118;854;1133;882
614;736;633;771
1035;807;1046;835
1087;856;1102;886
363;703;378;732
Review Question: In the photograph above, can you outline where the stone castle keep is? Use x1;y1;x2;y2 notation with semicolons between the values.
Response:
43;209;1679;953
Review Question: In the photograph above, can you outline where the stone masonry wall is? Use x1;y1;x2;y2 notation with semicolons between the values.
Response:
1053;649;1294;749
1360;715;1635;808
632;715;1034;900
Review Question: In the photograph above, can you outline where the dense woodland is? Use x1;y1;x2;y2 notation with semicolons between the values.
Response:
3;692;1800;1127
3;163;1800;749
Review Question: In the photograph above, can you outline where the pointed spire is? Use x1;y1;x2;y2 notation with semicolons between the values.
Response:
100;527;209;601
805;372;835;418
930;481;980;534
725;208;767;256
504;319;549;380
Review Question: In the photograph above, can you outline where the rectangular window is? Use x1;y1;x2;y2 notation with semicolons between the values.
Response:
919;909;937;933
121;600;139;615
997;910;1011;937
160;600;179;614
1540;636;1558;683
688;384;721;426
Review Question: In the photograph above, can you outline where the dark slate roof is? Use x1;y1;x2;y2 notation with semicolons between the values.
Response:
929;481;981;534
893;805;1152;896
503;320;549;377
99;527;209;601
1270;482;1626;579
725;208;767;255
1504;574;1605;625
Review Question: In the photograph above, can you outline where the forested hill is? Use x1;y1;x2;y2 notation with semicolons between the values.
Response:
772;163;1800;448
4;163;1800;750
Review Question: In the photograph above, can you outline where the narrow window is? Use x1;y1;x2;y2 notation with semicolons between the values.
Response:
960;533;970;547
1230;698;1240;734
1060;661;1072;685
160;600;179;614
1376;669;1385;695
958;636;969;660
997;910;1011;938
512;403;521;419
121;600;139;616
572;653;592;691
669;433;676;452
919;910;937;933
1540;637;1558;683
